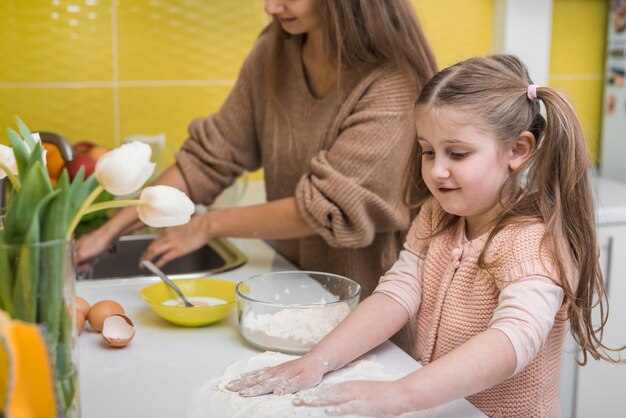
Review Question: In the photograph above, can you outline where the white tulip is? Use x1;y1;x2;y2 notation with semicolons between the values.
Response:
21;133;47;164
0;145;18;179
31;132;41;145
95;141;156;196
137;186;195;227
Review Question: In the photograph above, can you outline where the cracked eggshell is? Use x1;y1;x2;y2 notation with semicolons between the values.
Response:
102;314;135;348
87;300;125;332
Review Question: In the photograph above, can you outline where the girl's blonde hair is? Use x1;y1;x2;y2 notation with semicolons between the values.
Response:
404;54;623;364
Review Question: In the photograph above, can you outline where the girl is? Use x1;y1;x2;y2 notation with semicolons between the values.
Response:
226;54;622;417
75;0;437;305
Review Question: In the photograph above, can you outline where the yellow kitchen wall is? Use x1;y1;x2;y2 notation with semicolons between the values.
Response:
412;0;494;68
0;0;267;178
549;0;607;163
0;0;607;179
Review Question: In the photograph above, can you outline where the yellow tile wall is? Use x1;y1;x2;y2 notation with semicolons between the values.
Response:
118;84;232;166
117;0;261;81
0;0;114;83
0;0;608;177
0;87;115;148
549;0;607;163
0;0;266;176
413;0;495;68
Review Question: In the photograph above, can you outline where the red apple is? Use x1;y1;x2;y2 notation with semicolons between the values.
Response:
66;154;96;180
73;140;96;156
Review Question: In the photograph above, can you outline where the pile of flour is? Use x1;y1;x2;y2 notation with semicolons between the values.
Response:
189;351;439;418
241;302;351;352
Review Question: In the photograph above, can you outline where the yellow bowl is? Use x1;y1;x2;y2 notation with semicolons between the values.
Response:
139;278;237;327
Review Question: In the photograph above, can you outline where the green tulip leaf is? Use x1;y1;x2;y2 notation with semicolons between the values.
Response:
7;128;30;176
39;173;71;345
43;171;71;241
24;142;49;183
3;162;52;243
68;169;99;219
0;234;14;313
15;115;37;152
11;187;59;322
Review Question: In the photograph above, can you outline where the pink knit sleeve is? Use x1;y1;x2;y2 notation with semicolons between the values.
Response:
373;242;423;318
489;276;565;375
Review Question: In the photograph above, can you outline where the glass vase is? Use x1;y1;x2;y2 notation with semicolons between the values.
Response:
0;238;80;417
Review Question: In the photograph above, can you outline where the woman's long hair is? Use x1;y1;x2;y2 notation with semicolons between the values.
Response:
266;0;437;94
403;54;624;364
263;0;437;172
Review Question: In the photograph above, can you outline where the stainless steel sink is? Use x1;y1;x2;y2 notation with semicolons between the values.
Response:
77;234;247;280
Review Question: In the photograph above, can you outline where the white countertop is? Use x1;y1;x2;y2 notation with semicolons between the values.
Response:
77;238;485;418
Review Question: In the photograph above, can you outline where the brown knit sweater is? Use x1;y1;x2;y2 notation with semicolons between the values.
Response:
176;32;419;299
407;198;568;417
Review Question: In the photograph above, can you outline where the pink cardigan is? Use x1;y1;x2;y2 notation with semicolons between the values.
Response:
375;198;569;417
377;240;564;375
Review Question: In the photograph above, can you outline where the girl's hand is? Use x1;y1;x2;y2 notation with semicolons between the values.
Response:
225;354;330;397
293;380;413;417
141;214;212;267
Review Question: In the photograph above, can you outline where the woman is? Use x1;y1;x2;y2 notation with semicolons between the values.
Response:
77;0;437;323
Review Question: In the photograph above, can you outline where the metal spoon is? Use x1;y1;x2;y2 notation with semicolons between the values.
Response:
141;260;194;307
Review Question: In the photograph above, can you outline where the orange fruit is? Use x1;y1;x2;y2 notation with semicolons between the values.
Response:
87;145;111;162
42;142;65;182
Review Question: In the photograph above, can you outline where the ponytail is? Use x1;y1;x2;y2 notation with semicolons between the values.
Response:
529;87;624;364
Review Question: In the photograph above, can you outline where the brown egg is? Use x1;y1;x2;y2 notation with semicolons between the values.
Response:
87;300;125;332
102;314;135;348
77;312;86;335
76;296;91;318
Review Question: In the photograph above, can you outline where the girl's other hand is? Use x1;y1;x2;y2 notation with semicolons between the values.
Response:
293;380;412;417
140;214;211;267
225;354;329;397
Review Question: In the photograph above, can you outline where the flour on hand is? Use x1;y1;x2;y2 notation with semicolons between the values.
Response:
189;351;439;418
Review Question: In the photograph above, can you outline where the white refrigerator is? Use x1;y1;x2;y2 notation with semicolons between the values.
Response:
601;0;626;181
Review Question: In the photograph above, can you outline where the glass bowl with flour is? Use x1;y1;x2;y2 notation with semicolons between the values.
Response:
236;271;360;354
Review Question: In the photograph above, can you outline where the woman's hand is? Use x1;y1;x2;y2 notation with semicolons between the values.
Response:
74;227;117;265
293;380;413;417
141;214;212;267
225;353;330;397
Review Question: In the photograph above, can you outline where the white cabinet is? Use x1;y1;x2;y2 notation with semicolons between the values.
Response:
561;176;626;418
574;224;626;417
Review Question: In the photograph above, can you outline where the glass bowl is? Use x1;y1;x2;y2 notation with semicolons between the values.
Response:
236;271;361;354
140;278;236;327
